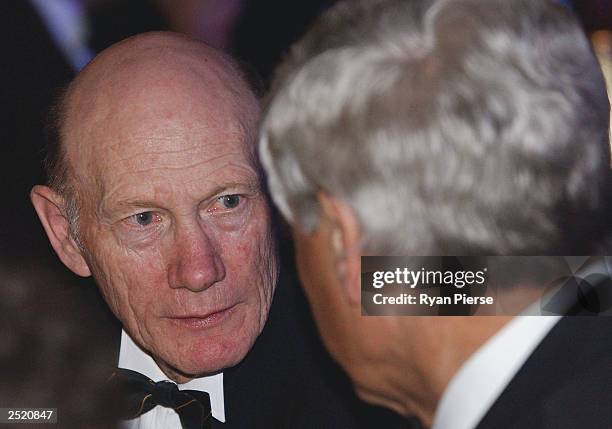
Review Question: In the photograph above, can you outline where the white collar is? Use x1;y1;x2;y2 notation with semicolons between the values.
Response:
118;330;226;423
431;315;561;429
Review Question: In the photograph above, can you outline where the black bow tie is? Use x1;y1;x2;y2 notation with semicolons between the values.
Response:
109;368;213;429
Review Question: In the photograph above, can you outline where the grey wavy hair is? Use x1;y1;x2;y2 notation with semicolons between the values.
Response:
259;0;611;255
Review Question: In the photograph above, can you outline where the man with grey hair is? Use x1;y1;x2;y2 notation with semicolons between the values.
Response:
30;31;398;429
260;0;612;428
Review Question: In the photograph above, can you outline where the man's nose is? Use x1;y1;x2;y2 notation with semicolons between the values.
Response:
168;228;226;292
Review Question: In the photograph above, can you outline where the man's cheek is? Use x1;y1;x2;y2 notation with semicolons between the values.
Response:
93;261;133;317
128;246;166;273
104;239;166;281
238;230;276;319
93;251;161;313
226;237;264;281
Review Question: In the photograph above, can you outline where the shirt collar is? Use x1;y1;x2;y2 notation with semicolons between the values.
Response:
118;330;226;422
432;315;561;429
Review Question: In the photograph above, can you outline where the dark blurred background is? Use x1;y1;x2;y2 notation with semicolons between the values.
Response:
0;0;609;426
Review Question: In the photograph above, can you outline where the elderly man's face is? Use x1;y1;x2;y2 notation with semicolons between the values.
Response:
55;41;276;380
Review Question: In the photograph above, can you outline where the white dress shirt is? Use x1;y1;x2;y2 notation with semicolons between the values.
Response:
118;330;226;428
431;315;561;429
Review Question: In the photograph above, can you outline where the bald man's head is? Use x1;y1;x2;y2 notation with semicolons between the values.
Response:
32;32;277;381
46;32;259;239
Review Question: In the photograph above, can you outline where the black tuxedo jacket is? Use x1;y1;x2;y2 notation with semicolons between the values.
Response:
475;316;612;429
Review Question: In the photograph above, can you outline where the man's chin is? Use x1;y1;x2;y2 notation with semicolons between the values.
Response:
160;338;253;382
147;305;263;379
157;325;260;380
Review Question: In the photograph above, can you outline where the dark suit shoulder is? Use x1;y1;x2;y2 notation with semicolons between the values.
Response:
477;317;612;429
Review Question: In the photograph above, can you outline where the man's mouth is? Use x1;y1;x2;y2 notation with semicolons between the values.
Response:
166;304;238;329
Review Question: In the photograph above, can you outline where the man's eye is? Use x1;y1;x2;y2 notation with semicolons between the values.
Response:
132;212;157;226
218;194;241;209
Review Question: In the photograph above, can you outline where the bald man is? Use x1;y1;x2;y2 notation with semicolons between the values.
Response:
30;32;393;429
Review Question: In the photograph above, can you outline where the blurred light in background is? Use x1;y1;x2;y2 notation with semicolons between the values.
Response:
592;31;612;103
556;0;573;9
591;31;612;162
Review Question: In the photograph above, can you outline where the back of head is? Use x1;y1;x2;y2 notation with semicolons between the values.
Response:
261;0;611;255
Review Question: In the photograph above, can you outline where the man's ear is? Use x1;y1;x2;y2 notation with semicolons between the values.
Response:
30;185;91;277
317;192;361;305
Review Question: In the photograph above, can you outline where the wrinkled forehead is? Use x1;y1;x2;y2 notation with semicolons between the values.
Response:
62;44;259;197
